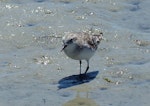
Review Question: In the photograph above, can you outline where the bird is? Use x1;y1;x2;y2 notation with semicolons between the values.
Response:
61;31;103;76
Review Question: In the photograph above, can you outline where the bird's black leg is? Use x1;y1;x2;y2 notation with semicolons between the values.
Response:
84;60;89;75
79;60;82;75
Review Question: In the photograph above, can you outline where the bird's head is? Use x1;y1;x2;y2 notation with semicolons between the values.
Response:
92;32;103;45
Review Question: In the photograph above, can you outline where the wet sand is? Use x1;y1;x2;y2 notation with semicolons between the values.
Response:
0;0;150;106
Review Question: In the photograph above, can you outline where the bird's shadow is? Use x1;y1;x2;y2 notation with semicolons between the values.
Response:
58;71;99;89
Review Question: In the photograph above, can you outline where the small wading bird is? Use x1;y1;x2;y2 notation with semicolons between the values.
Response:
61;32;103;76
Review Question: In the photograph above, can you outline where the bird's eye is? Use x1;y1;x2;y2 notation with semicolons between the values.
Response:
97;40;100;44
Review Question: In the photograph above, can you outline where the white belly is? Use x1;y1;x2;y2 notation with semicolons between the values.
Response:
63;43;95;60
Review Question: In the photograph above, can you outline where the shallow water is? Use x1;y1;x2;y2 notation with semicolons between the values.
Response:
0;0;150;106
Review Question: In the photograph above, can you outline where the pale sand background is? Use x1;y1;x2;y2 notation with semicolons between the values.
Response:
0;0;150;106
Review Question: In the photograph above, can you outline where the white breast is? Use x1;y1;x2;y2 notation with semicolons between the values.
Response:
63;43;95;60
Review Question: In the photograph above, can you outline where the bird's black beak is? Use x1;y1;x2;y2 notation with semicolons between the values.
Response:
61;45;67;52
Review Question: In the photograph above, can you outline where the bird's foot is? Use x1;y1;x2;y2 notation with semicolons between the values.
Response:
78;74;87;81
